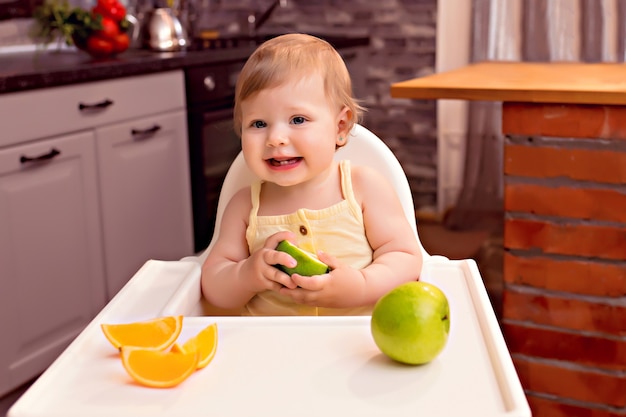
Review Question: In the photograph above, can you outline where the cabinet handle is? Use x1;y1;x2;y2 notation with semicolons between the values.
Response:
131;124;161;137
78;99;114;111
203;75;216;91
20;148;61;164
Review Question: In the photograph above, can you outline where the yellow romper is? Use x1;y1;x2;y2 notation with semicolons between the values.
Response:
244;160;374;316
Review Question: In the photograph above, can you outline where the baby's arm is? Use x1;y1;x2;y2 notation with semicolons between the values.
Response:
354;164;424;300
284;165;423;308
200;188;298;309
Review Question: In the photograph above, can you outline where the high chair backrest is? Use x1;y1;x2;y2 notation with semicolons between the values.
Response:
197;124;429;263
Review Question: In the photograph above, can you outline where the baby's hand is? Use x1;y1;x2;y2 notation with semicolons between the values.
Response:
289;250;336;290
280;252;367;308
242;231;299;292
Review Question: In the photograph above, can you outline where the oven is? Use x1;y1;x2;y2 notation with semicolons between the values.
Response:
185;52;250;253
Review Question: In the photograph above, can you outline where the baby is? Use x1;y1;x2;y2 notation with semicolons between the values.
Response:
201;33;423;315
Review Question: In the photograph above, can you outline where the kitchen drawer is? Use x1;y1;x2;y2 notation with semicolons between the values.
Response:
0;70;186;148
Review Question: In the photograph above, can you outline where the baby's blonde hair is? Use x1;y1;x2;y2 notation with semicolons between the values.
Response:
234;33;364;136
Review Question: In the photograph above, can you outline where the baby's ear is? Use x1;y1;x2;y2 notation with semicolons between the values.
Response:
336;106;353;136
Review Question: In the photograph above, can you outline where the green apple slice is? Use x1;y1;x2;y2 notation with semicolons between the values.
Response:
274;240;330;276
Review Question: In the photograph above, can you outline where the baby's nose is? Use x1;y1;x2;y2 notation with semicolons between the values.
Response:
266;127;289;147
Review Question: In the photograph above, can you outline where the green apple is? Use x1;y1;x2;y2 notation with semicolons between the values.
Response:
371;281;450;365
274;240;330;276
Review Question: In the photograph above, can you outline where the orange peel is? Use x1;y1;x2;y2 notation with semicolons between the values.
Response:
120;346;199;388
171;323;218;369
101;315;183;350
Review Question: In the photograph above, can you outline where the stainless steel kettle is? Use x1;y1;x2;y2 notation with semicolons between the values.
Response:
141;7;188;51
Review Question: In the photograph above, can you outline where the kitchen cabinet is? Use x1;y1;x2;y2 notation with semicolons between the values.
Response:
96;111;192;296
0;131;105;397
0;70;193;396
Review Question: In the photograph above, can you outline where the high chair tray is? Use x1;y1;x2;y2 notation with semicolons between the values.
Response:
8;259;530;417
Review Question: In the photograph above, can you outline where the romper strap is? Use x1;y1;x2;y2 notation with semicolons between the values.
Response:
249;180;262;217
339;160;363;220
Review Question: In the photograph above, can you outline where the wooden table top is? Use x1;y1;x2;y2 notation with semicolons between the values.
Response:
390;61;626;105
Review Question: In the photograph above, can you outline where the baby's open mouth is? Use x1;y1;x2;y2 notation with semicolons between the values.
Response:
267;157;302;167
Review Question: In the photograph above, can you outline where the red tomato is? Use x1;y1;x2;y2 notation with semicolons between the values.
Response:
109;3;127;22
93;1;126;22
92;4;109;18
95;16;120;40
96;0;116;7
112;33;130;53
86;36;115;57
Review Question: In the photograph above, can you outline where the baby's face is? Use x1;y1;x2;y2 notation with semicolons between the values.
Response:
239;74;348;188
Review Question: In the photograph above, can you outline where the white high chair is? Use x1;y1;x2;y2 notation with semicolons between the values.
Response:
167;124;433;315
8;125;531;417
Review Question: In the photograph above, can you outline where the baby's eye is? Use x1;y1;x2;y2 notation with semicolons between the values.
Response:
291;116;306;125
251;120;267;128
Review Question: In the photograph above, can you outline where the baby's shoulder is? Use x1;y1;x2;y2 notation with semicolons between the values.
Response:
226;186;253;212
349;163;395;204
350;163;389;188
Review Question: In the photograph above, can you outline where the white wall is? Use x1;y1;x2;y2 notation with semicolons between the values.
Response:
435;0;471;214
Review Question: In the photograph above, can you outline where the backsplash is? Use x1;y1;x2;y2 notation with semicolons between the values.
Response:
0;18;33;48
0;0;438;210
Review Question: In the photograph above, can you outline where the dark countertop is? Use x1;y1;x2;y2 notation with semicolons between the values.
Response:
0;34;370;95
0;47;256;94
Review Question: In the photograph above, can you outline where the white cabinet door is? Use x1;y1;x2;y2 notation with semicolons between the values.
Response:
0;132;106;397
96;110;193;298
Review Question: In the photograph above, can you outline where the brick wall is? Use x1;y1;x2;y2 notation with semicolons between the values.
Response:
212;0;438;208
502;102;626;417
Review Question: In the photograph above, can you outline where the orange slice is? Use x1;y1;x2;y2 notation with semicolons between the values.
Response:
120;346;199;388
101;315;183;350
170;343;184;353
171;323;218;369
